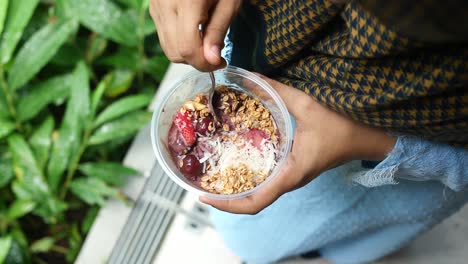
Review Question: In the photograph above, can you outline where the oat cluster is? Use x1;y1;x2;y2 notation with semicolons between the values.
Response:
217;86;278;142
200;164;267;194
182;94;211;118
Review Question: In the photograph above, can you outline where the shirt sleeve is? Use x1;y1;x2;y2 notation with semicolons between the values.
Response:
351;136;468;191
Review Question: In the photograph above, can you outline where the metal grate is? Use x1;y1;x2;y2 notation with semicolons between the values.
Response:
108;162;185;264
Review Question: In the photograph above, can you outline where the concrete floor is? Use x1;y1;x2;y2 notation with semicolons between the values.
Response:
281;204;468;264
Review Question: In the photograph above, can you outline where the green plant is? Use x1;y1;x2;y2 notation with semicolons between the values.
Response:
0;0;168;262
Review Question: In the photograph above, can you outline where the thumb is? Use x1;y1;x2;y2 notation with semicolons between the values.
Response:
203;0;241;66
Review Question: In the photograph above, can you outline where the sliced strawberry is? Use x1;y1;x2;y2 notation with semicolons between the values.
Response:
174;111;196;146
243;129;269;150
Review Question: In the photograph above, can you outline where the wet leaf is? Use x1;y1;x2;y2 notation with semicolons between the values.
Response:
116;0;147;9
8;134;42;180
90;75;111;117
89;110;151;145
17;74;71;122
143;55;170;82
0;0;8;36
55;0;73;19
81;207;99;234
0;236;12;263
70;178;118;206
65;224;82;262
4;237;29;264
7;200;36;220
71;0;139;46
10;228;27;249
0;0;39;64
78;162;139;186
8;19;78;90
0;117;15;139
30;237;54;253
0;154;13;188
97;47;139;70
104;69;135;97
48;62;89;191
86;34;108;63
94;94;152;127
12;178;66;223
50;43;82;66
29;116;54;170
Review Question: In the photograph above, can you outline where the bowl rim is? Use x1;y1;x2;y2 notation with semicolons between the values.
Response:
150;65;293;200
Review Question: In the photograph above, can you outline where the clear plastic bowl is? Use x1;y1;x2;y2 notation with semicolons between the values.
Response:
151;66;293;200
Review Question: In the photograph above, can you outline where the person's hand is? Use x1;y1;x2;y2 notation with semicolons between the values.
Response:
149;0;242;71
200;75;396;214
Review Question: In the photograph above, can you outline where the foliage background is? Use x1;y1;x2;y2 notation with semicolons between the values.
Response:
0;0;168;262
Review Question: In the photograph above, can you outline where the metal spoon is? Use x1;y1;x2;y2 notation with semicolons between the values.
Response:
198;24;220;126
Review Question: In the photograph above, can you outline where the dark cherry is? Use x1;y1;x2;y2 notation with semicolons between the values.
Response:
180;154;203;178
195;117;213;136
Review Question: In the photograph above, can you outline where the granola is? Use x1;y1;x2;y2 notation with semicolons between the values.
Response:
168;86;279;194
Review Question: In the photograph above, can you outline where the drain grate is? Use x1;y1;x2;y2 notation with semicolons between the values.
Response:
108;162;185;264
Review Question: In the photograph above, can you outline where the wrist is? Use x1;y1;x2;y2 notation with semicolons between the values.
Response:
347;122;396;161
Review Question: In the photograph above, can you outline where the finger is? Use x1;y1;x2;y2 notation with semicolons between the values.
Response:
203;0;241;66
199;155;300;214
255;74;317;121
150;1;184;62
177;0;218;71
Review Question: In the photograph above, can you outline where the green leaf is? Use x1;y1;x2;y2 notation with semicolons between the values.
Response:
71;0;139;46
94;94;152;127
0;117;15;139
97;47;139;70
90;76;111;118
12;179;66;223
8;134;42;180
143;13;156;36
17;74;71;121
8;19;78;90
48;62;89;191
55;0;73;19
65;224;82;262
86;34;108;63
4;237;29;264
78;162;138;186
7;200;36;220
8;134;67;222
0;236;12;263
70;178;118;206
89;110;151;145
0;0;8;36
0;154;13;188
8;134;64;223
116;0;147;9
81;207;99;234
104;69;134;97
0;0;39;64
29;116;54;170
30;237;54;253
10;228;27;249
143;55;170;82
50;43;82;66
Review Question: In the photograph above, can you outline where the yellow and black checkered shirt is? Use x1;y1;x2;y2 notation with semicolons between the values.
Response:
228;0;468;146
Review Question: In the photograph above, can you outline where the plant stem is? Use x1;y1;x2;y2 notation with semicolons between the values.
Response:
0;67;22;131
60;127;92;199
51;245;69;254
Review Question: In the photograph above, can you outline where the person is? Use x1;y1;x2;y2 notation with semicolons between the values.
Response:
150;0;468;263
